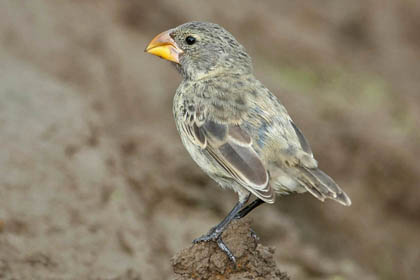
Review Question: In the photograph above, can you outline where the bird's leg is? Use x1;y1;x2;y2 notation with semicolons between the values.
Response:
193;194;250;263
234;198;265;240
193;194;250;243
234;198;264;219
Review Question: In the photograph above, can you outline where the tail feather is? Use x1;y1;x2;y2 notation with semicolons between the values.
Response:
295;167;351;206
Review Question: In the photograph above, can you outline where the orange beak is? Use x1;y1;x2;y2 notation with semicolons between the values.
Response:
145;30;183;64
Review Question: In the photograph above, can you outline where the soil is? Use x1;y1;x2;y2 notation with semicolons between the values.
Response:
172;219;290;280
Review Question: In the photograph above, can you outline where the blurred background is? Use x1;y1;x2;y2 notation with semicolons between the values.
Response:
0;1;419;279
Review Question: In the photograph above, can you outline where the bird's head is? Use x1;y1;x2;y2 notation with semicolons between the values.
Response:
145;22;253;80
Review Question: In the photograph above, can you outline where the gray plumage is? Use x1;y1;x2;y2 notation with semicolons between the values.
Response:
167;21;351;207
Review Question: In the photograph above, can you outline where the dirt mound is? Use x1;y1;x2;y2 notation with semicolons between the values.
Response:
172;219;290;280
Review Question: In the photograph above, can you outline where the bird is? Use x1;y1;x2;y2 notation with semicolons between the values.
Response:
145;21;351;263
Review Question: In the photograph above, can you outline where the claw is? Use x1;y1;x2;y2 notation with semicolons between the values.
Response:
217;238;236;265
193;231;237;265
249;228;259;241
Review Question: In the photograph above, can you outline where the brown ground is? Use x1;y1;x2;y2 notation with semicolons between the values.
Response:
0;1;419;279
172;218;290;280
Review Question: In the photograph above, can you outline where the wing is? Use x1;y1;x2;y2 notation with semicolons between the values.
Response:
179;106;274;203
287;120;351;206
290;120;313;156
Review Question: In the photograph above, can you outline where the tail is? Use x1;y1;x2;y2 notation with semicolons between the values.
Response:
295;167;351;206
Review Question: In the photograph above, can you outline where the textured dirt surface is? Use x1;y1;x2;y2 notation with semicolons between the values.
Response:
172;219;290;280
0;1;419;279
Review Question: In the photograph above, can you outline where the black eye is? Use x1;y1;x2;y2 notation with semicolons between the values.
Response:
185;36;196;45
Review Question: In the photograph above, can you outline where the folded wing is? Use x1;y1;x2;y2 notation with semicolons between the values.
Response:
180;113;274;203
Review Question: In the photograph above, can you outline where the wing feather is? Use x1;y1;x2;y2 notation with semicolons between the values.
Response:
290;121;313;155
183;110;274;203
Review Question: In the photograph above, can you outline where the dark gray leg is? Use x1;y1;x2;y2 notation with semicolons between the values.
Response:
193;194;250;263
193;194;250;243
235;198;264;219
234;198;265;240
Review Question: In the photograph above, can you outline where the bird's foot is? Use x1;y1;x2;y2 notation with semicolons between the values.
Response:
216;237;236;264
249;227;259;241
192;226;219;243
233;215;259;241
193;229;237;264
